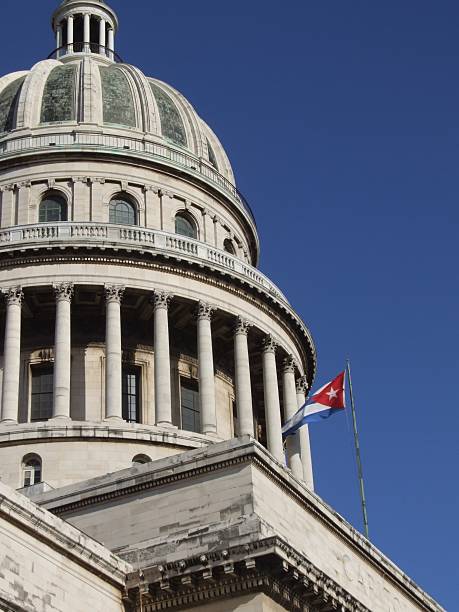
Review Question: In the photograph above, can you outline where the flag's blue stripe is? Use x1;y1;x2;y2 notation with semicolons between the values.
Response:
282;407;341;438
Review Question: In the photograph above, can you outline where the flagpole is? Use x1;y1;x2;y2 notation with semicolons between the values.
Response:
346;359;370;540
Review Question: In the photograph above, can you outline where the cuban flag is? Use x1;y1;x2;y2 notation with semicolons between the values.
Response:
282;371;346;438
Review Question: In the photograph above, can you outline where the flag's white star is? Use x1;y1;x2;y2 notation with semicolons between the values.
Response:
326;387;338;400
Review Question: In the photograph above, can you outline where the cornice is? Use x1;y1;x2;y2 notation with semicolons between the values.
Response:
124;536;370;612
0;482;130;589
0;247;316;383
37;439;443;612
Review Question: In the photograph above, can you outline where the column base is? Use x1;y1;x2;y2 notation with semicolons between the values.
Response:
156;422;178;430
0;419;18;426
49;416;72;423
103;416;125;423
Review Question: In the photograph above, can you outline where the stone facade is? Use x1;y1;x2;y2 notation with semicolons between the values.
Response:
0;1;445;611
35;438;444;612
0;481;130;612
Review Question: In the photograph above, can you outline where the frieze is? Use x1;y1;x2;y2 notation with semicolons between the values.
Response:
0;250;316;382
124;536;371;612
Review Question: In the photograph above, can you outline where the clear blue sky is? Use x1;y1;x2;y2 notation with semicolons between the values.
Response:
3;0;458;607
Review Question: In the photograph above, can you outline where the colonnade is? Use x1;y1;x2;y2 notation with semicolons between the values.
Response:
0;285;314;487
55;13;115;58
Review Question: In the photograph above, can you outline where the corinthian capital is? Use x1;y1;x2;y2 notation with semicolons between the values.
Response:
3;287;24;306
196;301;215;321
105;285;125;304
54;282;74;303
262;334;278;354
234;316;252;336
152;291;173;310
283;355;296;374
296;375;309;394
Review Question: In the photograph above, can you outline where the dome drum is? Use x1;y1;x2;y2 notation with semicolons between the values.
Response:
0;0;317;495
0;280;314;489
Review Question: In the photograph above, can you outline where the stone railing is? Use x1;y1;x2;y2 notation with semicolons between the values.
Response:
0;132;256;226
0;223;287;304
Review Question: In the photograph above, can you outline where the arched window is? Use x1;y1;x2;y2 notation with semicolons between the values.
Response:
22;454;42;488
132;454;151;465
175;212;197;239
39;193;68;223
109;196;137;226
223;239;236;255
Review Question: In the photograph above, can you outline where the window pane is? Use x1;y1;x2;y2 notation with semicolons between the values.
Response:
39;196;67;222
181;378;200;433
175;215;196;239
122;366;141;423
31;364;54;422
110;198;136;225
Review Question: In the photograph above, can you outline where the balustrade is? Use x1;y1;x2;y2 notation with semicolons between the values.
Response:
0;223;288;304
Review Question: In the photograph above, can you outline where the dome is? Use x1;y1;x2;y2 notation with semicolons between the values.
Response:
0;56;235;183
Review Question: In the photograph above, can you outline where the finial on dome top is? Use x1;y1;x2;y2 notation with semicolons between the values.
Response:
51;0;119;61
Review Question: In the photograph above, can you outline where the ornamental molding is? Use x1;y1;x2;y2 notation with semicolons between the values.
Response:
283;354;296;374
234;316;252;336
196;301;215;321
0;250;316;384
53;282;74;303
124;536;370;612
2;286;24;306
105;284;125;303
93;177;106;185
36;440;442;611
262;334;278;354
296;375;309;395
151;291;173;310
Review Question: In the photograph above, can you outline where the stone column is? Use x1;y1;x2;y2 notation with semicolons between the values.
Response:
99;18;106;53
1;288;23;424
107;27;114;60
262;335;284;463
283;356;303;479
197;302;217;435
153;291;173;427
296;375;314;490
52;283;74;420
83;13;91;53
56;24;63;57
105;285;125;421
67;15;74;53
234;317;254;437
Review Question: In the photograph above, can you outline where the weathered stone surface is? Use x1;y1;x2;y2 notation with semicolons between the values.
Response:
150;81;187;147
0;76;25;132
40;65;76;123
36;438;444;612
0;481;130;612
100;65;136;127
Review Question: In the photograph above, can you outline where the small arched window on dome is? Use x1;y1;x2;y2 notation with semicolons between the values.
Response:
175;212;197;239
109;195;138;226
132;454;151;466
39;193;68;223
22;454;42;488
223;239;236;255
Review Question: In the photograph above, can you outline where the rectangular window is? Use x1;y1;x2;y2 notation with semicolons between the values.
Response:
180;378;200;433
31;364;54;422
122;366;141;423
